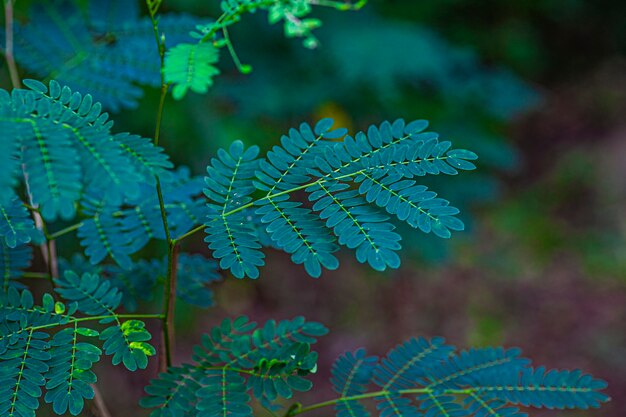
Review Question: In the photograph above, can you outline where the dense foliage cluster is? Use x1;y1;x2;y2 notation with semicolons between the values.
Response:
0;0;609;416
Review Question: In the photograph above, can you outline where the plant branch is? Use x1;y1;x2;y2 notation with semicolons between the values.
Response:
3;0;20;89
47;221;84;240
147;0;179;373
90;383;113;417
160;241;179;371
287;387;473;416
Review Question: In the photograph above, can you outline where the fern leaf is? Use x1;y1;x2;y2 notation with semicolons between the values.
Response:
0;285;156;416
54;271;155;370
418;392;470;417
45;325;100;415
0;288;64;417
0;198;39;248
204;141;265;279
140;364;203;417
20;113;83;221
309;181;401;271
78;212;135;270
254;120;342;277
424;347;531;390
1;79;172;221
165;43;220;100
472;367;609;410
203;118;475;277
0;243;33;292
373;337;454;392
0;328;50;417
331;348;378;417
113;133;173;185
142;316;326;415
196;369;252;417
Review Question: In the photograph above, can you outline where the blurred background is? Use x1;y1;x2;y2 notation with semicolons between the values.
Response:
3;0;626;416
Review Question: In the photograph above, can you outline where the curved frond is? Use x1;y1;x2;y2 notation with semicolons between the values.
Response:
471;367;609;410
331;348;378;417
142;316;327;416
0;80;173;221
204;141;265;279
323;338;608;417
204;118;476;278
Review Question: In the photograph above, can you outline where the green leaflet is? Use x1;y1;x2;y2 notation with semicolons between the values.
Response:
204;118;477;278
165;43;220;100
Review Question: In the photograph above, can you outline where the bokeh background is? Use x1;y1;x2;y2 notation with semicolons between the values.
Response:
3;0;626;416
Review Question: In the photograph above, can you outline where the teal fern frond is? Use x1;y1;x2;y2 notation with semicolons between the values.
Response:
9;0;206;110
0;276;157;416
141;316;328;416
331;348;378;417
325;340;608;417
0;79;172;221
203;118;477;278
204;141;265;279
0;197;40;248
141;319;608;417
0;243;33;292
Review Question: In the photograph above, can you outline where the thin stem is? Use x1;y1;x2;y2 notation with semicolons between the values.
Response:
222;26;250;74
21;271;50;279
160;241;179;371
3;0;21;89
146;0;178;373
47;221;83;240
289;388;474;416
25;313;165;333
153;84;168;147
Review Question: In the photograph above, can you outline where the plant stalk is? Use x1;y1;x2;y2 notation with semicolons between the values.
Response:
146;0;179;372
3;0;20;89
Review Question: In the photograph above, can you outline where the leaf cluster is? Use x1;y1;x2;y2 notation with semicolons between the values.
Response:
0;272;156;416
